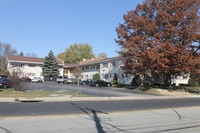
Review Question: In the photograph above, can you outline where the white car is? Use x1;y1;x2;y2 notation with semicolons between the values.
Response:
56;76;67;83
32;77;42;83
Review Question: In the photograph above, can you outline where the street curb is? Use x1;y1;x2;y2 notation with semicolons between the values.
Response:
0;95;200;102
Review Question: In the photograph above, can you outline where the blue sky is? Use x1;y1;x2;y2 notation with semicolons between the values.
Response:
0;0;144;58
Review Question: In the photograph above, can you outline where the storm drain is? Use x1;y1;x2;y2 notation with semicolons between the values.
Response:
15;98;44;102
19;100;43;102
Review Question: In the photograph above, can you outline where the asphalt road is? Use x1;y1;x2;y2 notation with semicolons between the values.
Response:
1;107;200;133
25;82;156;97
1;98;200;117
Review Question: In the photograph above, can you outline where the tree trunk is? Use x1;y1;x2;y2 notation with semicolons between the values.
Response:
77;76;80;96
164;75;171;87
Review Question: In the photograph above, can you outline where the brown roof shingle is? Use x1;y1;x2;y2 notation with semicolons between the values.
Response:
7;55;44;63
7;55;64;65
79;57;104;64
77;56;122;65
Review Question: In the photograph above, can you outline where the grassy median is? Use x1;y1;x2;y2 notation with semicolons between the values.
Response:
0;89;89;98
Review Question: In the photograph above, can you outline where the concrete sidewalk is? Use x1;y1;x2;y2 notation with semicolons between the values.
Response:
0;95;200;102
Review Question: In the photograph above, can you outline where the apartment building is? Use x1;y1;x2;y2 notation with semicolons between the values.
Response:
65;56;133;85
7;55;189;85
7;55;64;80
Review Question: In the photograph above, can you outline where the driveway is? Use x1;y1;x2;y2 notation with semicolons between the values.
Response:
25;82;157;97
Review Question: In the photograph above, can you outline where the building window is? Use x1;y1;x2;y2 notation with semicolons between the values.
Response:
183;76;187;80
91;65;95;69
29;73;35;77
29;64;35;67
96;64;100;69
12;63;23;67
112;62;115;67
122;73;126;78
85;66;89;70
105;74;108;79
103;63;108;68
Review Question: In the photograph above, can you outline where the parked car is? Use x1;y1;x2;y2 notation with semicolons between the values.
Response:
0;75;8;79
0;78;12;88
20;77;32;82
81;79;92;85
90;80;112;87
66;78;78;84
32;77;42;83
56;76;67;83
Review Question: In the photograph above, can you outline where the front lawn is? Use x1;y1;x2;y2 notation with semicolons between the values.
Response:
0;89;89;98
138;86;199;96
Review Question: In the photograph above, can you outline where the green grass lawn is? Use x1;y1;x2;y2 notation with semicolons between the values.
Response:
138;87;161;95
0;89;89;98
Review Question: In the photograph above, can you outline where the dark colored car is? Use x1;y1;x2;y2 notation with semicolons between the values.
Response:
90;80;112;87
81;79;92;85
20;77;32;82
0;78;12;88
0;75;8;79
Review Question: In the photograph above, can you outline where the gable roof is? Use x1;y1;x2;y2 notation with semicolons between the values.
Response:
7;55;64;65
7;55;123;67
66;56;123;68
64;63;76;67
7;55;44;64
79;57;104;64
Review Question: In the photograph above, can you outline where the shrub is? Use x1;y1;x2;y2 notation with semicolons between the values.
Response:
93;73;100;80
10;77;27;91
113;74;118;85
188;78;199;86
9;68;28;91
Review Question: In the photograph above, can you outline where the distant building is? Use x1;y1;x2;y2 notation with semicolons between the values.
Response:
7;55;64;80
7;55;189;86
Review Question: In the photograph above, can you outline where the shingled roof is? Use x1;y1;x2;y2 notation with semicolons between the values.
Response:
7;55;123;67
79;57;104;64
7;55;64;65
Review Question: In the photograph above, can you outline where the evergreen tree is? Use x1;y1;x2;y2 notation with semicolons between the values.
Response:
19;52;24;56
42;50;59;80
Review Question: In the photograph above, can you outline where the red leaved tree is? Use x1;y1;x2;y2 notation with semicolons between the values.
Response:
116;0;200;86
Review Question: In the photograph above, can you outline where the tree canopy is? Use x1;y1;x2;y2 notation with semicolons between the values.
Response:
58;43;95;64
42;50;59;77
98;53;107;58
116;0;200;86
19;52;24;56
0;42;17;74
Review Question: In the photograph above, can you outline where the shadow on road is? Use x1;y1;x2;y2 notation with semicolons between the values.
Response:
71;103;127;133
0;127;12;133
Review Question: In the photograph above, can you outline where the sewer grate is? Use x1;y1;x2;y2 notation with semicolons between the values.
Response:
19;100;43;102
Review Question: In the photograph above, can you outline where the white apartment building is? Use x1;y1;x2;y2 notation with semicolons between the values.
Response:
66;57;133;85
7;55;189;85
7;55;64;80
